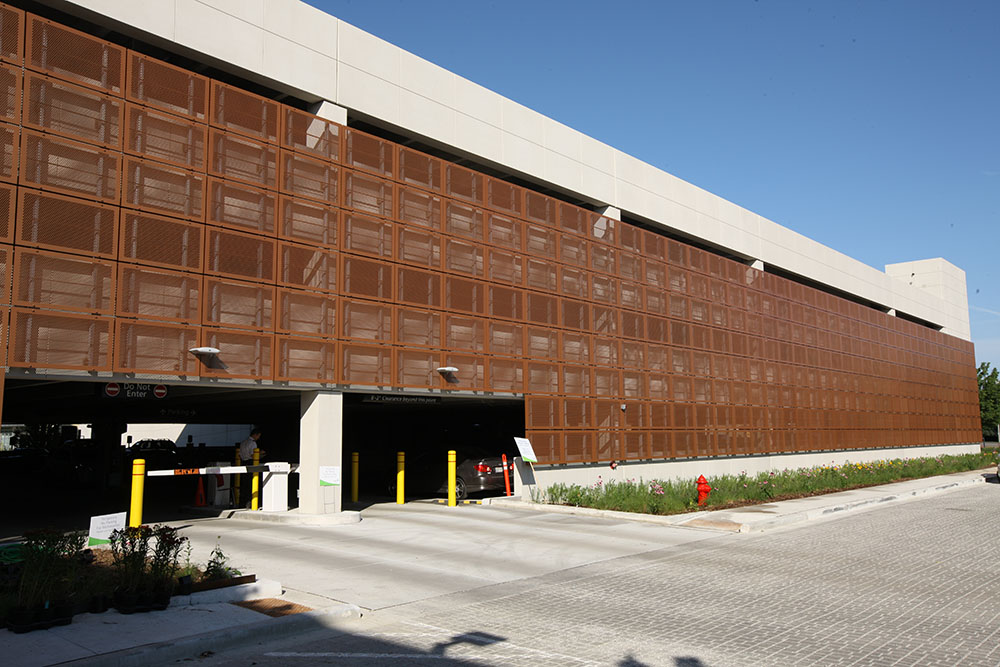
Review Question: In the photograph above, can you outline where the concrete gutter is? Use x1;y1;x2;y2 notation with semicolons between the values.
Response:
488;469;994;533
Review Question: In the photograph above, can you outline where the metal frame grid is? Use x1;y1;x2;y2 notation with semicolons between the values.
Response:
0;3;981;463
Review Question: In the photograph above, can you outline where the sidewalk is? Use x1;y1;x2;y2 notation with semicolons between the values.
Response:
3;468;993;665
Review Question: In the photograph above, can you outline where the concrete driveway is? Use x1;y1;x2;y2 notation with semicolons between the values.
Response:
177;500;724;611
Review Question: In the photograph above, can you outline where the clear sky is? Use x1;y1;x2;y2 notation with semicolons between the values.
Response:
307;0;999;371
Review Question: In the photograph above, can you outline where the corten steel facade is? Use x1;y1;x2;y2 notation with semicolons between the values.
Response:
0;4;982;466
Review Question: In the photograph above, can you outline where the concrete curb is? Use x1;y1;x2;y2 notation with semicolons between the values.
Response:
488;471;991;533
168;578;283;606
63;603;363;666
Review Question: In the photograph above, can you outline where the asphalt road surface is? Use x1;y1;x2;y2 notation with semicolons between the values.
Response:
197;482;1000;666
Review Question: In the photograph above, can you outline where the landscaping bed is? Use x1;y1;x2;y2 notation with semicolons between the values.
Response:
0;525;247;633
542;452;997;516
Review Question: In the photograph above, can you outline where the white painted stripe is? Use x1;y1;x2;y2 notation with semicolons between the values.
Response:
265;653;450;659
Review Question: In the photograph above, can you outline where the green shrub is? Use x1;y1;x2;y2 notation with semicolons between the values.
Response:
542;452;997;516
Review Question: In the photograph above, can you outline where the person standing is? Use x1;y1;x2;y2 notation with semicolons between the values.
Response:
239;428;263;464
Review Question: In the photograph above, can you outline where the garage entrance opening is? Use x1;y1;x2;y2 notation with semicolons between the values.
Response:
1;378;303;538
342;393;524;505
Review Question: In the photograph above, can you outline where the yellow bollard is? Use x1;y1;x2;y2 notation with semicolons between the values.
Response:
351;451;359;503
251;447;260;511
447;450;457;507
129;458;145;527
396;451;405;504
233;449;241;507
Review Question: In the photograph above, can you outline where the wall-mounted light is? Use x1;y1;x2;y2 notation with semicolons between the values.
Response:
189;347;221;355
436;366;460;384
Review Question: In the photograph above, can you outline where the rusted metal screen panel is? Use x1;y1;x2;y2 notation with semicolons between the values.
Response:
114;319;199;375
397;227;441;269
395;348;439;388
0;62;20;123
127;51;208;121
17;189;118;257
26;14;124;94
123;156;204;219
340;342;391;386
13;247;114;314
20;130;119;201
0;181;12;241
445;314;484;351
203;277;273;330
10;307;111;370
397;146;440;192
445;276;484;314
345;127;392;177
486;177;521;216
397;185;442;229
0;4;22;66
444;238;483;277
276;288;336;337
278;241;337;293
0;244;9;305
279;196;337;247
201;329;273;380
344;170;391;218
340;298;391;341
209;128;277;188
342;256;392;301
488;357;523;392
343;213;393;259
442;353;485;390
281;106;339;161
275;335;337;382
204;228;274;282
125;104;206;170
23;71;122;148
445;164;483;204
210;82;277;142
397;267;441;308
116;264;200;324
280;150;339;204
120;211;202;272
396;306;440;348
207;178;276;235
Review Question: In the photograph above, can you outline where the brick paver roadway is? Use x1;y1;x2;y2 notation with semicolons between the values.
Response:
204;483;1000;666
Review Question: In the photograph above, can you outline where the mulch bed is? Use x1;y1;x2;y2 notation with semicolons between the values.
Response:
232;598;313;617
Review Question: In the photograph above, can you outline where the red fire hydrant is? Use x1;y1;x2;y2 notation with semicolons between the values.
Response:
696;475;712;506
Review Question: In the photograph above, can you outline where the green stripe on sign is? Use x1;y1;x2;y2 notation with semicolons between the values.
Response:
88;537;110;547
320;480;339;486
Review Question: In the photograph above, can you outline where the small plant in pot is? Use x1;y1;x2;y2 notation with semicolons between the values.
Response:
11;529;71;632
149;526;187;610
109;526;152;614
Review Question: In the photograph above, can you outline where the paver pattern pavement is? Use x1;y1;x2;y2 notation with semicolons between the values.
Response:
199;483;1000;666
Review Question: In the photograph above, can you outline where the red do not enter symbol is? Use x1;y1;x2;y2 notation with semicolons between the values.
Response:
105;383;120;398
153;385;168;399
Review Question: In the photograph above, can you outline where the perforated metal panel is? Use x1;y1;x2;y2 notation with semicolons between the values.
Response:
114;319;199;375
277;288;336;337
125;104;205;170
207;178;276;235
0;4;22;66
10;307;111;370
345;127;392;177
276;335;336;382
24;71;122;148
123;156;203;219
204;228;274;281
203;277;273;330
127;51;208;121
13;247;114;313
210;82;277;142
20;130;119;201
209;129;277;188
279;196;337;247
281;150;338;204
116;264;200;323
278;241;337;292
201;328;273;379
17;188;118;257
281;107;339;161
120;211;202;271
26;14;124;94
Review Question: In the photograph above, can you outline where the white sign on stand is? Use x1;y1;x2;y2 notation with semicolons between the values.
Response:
88;512;126;546
513;437;538;463
319;466;341;486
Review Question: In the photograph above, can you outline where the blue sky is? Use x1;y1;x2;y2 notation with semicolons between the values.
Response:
308;0;999;371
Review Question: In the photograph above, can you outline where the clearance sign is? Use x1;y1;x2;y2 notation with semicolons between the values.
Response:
102;383;169;400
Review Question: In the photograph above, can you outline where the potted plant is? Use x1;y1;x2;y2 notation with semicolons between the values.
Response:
149;526;187;610
109;526;152;614
10;529;64;632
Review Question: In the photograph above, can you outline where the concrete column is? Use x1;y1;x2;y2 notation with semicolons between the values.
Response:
299;391;343;514
596;205;621;221
308;100;348;125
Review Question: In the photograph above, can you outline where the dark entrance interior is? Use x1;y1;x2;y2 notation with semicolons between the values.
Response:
0;378;302;539
342;393;525;504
